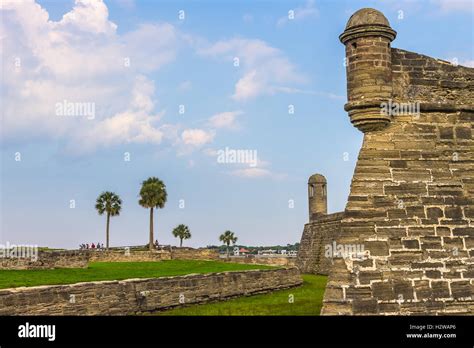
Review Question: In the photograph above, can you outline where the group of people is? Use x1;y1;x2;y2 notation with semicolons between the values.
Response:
79;243;105;250
79;240;161;250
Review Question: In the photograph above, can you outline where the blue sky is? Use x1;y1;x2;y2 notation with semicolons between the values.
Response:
1;0;473;249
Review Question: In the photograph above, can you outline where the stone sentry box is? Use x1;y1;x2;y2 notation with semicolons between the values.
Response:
299;8;474;315
297;174;344;275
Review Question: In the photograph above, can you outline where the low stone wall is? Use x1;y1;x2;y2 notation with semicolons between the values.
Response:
0;251;89;270
0;247;220;270
170;247;219;260
0;268;302;315
224;256;296;266
88;250;171;262
86;248;218;262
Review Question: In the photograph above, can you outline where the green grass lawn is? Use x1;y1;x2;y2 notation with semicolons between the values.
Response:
0;260;275;289
156;274;327;316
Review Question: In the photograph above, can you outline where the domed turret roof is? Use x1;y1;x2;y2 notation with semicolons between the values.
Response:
345;8;390;29
308;174;326;184
340;8;396;44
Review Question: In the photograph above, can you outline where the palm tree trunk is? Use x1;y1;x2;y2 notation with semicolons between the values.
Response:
149;207;154;251
180;238;183;247
106;212;110;250
226;243;229;258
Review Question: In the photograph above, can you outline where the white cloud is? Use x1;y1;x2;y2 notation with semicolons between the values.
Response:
432;0;474;13
277;0;319;27
0;0;309;159
208;111;243;130
73;76;166;152
445;57;474;68
231;167;273;178
181;129;215;147
198;38;306;101
202;148;219;157
274;87;345;100
233;70;266;101
384;0;473;14
460;60;474;67
203;146;287;179
178;80;192;91
57;0;117;35
242;14;254;23
122;23;178;72
1;0;178;149
227;157;286;180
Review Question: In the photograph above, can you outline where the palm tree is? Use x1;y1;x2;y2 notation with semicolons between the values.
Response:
219;230;238;257
172;224;191;247
139;177;167;251
95;191;122;250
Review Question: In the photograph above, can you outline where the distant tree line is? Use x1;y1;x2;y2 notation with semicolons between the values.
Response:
207;243;300;254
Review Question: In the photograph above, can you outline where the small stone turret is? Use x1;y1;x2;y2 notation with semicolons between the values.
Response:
308;174;327;220
340;8;397;132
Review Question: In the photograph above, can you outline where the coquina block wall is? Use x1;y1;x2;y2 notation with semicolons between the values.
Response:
296;174;344;275
0;268;302;315
321;8;474;315
0;250;89;270
297;212;344;275
0;248;220;270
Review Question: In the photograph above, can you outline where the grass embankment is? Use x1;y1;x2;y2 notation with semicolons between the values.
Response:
157;274;327;316
0;260;275;289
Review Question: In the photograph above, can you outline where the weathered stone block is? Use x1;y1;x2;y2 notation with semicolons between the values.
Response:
358;271;383;285
414;280;432;299
402;239;420;249
365;241;389;256
372;281;394;300
378;302;400;313
408;226;435;236
439;127;454;139
352;298;379;314
345;286;372;299
453;227;474;237
427;207;443;219
435;226;451;237
455;127;472;139
445;206;463;219
377;227;407;238
425;270;442;279
450;281;471;299
431;281;450;298
420;236;442;250
412;261;443;269
393;280;414;300
389;251;423;266
384;183;427;196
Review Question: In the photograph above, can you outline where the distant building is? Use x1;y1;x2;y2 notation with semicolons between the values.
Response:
239;248;250;255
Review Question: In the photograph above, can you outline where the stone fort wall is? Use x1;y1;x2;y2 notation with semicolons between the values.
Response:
320;8;474;315
297;213;344;275
0;248;219;270
0;250;89;270
224;255;297;267
0;268;302;315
